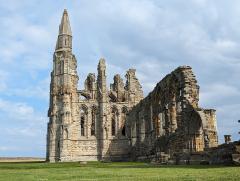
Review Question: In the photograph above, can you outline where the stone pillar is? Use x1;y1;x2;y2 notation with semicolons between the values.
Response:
87;109;91;138
125;69;143;106
97;58;108;160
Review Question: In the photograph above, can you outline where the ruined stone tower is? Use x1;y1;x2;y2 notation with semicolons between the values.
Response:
46;10;218;162
47;10;143;162
46;9;79;162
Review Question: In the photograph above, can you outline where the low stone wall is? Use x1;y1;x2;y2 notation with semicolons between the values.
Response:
154;141;240;165
207;141;240;165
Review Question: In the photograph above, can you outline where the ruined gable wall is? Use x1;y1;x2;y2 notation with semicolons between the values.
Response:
127;66;218;160
59;63;144;161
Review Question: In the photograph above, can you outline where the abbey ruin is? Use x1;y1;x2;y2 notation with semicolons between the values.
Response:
46;10;220;163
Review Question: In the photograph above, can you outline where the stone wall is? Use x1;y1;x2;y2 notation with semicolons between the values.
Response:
170;141;240;165
207;141;240;165
127;66;218;161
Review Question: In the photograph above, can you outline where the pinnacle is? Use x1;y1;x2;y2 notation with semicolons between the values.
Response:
59;9;72;36
99;58;106;64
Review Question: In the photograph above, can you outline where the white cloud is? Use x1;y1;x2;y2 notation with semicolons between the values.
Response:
216;103;240;142
0;9;55;70
0;70;9;92
6;77;50;100
193;0;207;6
200;83;240;104
0;99;45;122
0;146;18;151
0;98;47;155
5;127;41;137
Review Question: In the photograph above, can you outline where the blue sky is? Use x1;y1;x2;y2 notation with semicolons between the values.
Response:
0;0;239;157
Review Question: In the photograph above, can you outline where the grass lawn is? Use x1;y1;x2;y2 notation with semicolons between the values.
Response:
0;161;239;181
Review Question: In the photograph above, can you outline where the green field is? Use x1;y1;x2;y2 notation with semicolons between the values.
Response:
0;161;239;181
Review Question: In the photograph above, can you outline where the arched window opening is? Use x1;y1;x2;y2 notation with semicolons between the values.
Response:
112;118;116;136
81;116;85;136
121;107;128;136
80;106;88;137
91;108;96;136
65;38;67;46
91;119;95;136
154;116;160;136
122;124;126;136
111;107;118;136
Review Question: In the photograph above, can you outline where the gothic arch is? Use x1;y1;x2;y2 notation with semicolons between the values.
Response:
91;105;97;136
111;117;116;136
111;106;118;136
121;106;128;136
80;105;88;137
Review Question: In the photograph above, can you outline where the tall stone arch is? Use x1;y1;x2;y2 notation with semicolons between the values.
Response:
121;106;128;136
111;106;119;136
80;104;88;137
91;105;98;136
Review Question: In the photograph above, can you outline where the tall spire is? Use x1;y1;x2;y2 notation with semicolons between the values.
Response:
59;9;72;36
55;9;72;51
